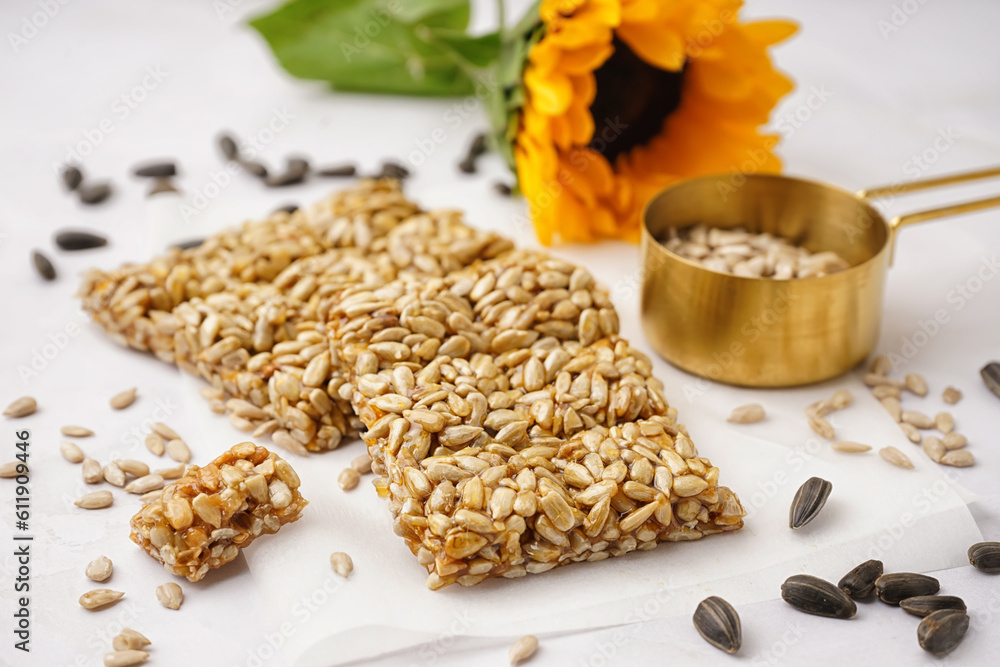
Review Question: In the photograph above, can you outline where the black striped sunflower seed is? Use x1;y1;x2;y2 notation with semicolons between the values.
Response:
78;182;112;205
692;596;741;654
55;230;108;251
917;609;969;656
148;178;179;196
239;160;268;178
172;238;204;251
968;541;1000;573
981;362;1000;399
317;164;357;177
218;133;240;160
789;476;832;529
32;250;56;280
837;559;883;598
781;574;856;619
62;165;83;190
875;572;939;605
900;595;967;618
265;157;309;187
133;161;177;178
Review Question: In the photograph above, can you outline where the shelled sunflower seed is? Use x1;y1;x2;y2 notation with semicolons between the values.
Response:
86;556;114;582
940;450;974;467
103;649;149;667
880;396;902;421
942;433;967;450
124;474;164;495
155;582;184;610
0;462;22;478
76;490;114;509
789;477;832;529
508;635;539;665
934;411;954;434
831;441;871;454
338;468;360;491
166;439;191;463
103;462;126;487
61;425;94;437
901;410;934;428
82;459;104;484
330;552;353;578
110;387;138;410
727;403;765;424
879;446;914;470
60;441;85;463
905;373;928;397
692;596;741;654
117;459;150;477
3;396;36;418
870;354;892;376
145;433;165;456
942;386;962;404
112;628;151;651
79;588;124;610
350;453;372;474
922;437;946;463
661;225;850;279
807;415;835;440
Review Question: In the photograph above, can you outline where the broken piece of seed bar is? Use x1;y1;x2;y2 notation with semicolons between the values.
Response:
129;442;307;582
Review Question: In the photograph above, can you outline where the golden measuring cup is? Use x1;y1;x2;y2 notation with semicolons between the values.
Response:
640;165;1000;387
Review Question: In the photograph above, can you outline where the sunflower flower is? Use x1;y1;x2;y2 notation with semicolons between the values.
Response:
508;0;797;244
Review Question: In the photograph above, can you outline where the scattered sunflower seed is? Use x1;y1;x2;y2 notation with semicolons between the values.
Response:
922;437;946;463
138;489;162;504
86;556;114;582
103;462;126;487
917;609;969;656
117;459;150;477
968;542;1000;573
60;441;85;463
76;490;114;509
879;446;914;470
875;572;939;604
145;432;166;456
132;161;177;178
148;177;179;196
458;133;487;174
508;635;539;665
942;433;967;450
902;410;934;429
112;628;151;651
831;441;871;454
61;425;94;437
838;559;883;599
151;422;180;440
218;133;239;160
82;458;104;484
79;588;124;610
901;595;967;617
899;422;921;444
166;439;191;463
872;384;901;399
692;596;742;654
0;462;22;478
266;157;309;187
317;164;357;177
807;415;835;439
124;474;165;495
377;160;410;180
32;250;56;280
864;373;902;388
155;582;183;610
905;373;929;397
155;463;186;479
55;230;108;251
870;354;892;375
338;468;360;491
942;386;963;405
789;477;832;530
79;182;113;205
829;389;853;410
103;649;149;667
330;551;353;578
880;396;902;421
781;574;857;619
239;160;268;178
109;387;138;410
934;411;954;434
940;450;975;467
727;403;765;424
62;164;83;190
493;181;513;196
350;454;372;474
273;203;299;215
4;396;37;418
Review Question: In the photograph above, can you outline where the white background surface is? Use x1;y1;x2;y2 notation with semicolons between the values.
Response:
1;0;1000;665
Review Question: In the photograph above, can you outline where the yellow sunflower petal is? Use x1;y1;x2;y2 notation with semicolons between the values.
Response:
616;24;685;71
742;19;799;46
524;67;574;116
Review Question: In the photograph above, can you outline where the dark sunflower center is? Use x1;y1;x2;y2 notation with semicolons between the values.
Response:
588;37;686;163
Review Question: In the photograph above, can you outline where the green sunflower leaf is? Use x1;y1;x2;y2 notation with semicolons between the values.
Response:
420;27;501;69
249;0;478;97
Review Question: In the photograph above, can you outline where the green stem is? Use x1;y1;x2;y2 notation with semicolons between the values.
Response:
496;0;506;39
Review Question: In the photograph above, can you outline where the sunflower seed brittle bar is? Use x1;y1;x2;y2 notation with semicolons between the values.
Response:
129;442;307;582
328;252;745;588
